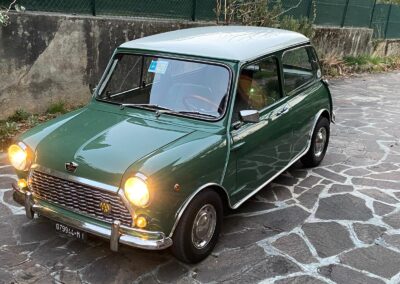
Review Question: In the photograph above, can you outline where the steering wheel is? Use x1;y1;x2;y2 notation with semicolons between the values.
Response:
183;95;222;113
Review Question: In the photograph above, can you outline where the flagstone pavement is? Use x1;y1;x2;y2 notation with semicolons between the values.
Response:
0;72;400;284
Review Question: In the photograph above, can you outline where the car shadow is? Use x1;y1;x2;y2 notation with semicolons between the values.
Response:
3;160;316;282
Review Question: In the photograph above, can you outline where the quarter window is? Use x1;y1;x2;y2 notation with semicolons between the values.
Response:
233;57;281;122
282;47;315;94
104;54;142;95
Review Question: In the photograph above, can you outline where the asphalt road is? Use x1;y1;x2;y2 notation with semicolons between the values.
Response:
1;72;400;284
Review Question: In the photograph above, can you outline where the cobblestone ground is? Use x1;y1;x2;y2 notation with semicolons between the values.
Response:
1;72;400;284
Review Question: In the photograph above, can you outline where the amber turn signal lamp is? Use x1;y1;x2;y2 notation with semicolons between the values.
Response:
18;179;27;189
135;216;148;228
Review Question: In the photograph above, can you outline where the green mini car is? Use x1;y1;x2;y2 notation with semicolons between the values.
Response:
9;26;334;263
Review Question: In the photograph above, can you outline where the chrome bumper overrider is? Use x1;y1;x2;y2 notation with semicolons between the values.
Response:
12;183;172;251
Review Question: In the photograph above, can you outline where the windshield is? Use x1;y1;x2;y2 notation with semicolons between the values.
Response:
97;54;231;119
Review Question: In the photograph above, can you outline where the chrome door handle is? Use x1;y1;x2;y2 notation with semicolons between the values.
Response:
276;105;290;117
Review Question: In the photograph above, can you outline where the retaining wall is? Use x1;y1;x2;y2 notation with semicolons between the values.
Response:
0;12;205;119
312;26;374;58
0;12;398;119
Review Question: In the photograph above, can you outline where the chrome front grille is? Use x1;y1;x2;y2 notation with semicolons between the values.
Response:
29;170;132;227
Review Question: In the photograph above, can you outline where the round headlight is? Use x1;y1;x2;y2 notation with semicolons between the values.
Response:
8;144;28;171
124;177;150;207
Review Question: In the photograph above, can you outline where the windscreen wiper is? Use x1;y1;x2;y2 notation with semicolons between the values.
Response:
119;103;172;111
177;111;217;119
120;104;217;119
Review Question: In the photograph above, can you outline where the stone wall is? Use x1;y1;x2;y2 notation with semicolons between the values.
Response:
0;12;207;119
1;13;399;119
312;26;374;58
373;40;400;57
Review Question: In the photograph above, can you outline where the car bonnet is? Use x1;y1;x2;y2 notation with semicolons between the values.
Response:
32;107;194;187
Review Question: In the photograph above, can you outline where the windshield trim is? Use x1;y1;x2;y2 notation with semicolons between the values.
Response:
95;52;234;123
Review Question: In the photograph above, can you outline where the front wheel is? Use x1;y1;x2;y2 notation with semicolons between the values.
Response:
301;116;330;168
171;190;223;264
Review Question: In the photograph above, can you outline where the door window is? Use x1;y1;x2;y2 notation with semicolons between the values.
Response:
233;56;281;122
282;47;315;94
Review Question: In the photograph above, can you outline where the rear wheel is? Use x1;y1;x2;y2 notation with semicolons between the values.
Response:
171;190;223;264
301;116;330;167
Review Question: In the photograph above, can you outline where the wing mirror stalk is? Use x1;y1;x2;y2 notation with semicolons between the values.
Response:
240;110;260;123
232;110;260;130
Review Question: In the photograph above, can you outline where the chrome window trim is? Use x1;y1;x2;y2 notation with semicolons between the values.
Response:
169;108;329;237
282;44;318;96
95;51;234;123
243;40;310;64
98;58;118;97
232;54;285;121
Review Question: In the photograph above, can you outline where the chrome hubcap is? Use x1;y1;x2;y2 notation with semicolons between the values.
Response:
191;204;217;249
314;127;327;158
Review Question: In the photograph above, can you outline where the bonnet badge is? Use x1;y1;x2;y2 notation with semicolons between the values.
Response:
65;162;79;173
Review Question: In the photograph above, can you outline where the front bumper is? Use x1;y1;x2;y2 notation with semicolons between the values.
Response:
13;183;172;251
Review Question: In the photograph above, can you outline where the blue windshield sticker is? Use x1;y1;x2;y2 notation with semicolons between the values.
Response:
148;60;168;74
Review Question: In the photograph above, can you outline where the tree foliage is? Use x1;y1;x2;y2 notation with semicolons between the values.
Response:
0;0;24;26
215;0;316;38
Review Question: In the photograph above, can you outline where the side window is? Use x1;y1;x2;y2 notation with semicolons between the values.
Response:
233;56;281;122
282;47;315;94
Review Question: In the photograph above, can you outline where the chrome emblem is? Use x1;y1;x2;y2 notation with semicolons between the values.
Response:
99;201;112;215
65;162;78;173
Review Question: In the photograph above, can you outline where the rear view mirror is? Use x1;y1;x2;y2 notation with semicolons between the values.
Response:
240;110;260;123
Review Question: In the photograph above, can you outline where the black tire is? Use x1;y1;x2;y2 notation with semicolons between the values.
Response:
171;190;223;264
13;190;25;206
301;116;330;168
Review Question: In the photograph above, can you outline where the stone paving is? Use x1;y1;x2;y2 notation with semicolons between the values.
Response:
1;72;400;283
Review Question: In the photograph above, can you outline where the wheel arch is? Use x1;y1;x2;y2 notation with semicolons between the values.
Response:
320;109;331;123
168;183;231;238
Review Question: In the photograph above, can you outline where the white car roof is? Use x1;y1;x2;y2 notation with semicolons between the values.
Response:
119;26;310;62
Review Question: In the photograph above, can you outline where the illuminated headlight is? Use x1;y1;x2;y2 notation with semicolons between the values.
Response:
124;176;150;207
8;143;29;171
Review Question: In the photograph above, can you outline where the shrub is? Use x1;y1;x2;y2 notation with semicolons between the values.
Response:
46;102;66;114
280;15;315;39
8;109;30;122
321;54;400;77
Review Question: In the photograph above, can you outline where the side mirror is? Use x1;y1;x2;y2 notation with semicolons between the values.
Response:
240;110;260;123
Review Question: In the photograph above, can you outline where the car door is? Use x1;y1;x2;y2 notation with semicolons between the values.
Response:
281;46;321;159
226;56;293;206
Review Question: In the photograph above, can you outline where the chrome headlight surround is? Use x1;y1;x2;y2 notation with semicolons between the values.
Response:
8;142;31;171
123;174;151;208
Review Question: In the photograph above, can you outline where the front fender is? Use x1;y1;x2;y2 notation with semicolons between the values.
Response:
121;131;229;235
